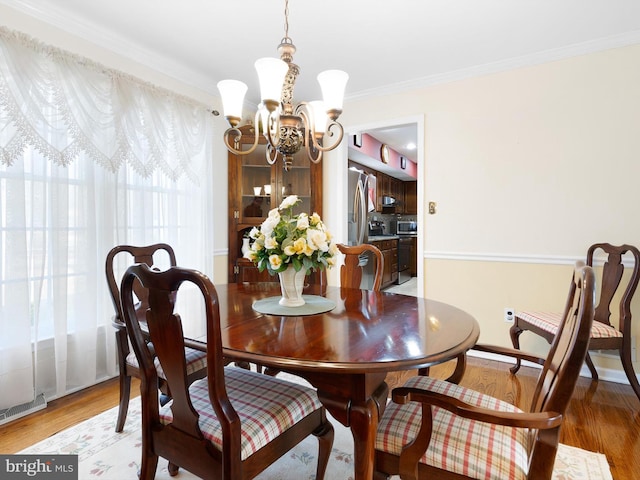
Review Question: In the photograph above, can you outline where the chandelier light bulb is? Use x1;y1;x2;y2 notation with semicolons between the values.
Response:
317;70;349;117
217;79;247;126
255;57;289;108
309;101;327;136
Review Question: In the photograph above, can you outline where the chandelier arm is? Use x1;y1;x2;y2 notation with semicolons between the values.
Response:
266;144;278;165
223;128;260;156
293;106;320;163
304;140;323;164
309;120;345;153
295;102;344;154
322;120;345;150
222;110;263;156
265;110;282;149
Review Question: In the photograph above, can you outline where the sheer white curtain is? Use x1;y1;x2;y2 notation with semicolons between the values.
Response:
0;27;214;410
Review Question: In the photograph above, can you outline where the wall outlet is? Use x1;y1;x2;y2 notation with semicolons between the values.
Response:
504;307;515;323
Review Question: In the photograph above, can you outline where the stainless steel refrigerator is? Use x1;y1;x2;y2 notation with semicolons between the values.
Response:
347;168;378;289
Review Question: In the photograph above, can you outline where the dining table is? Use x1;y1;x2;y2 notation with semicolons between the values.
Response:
188;282;480;480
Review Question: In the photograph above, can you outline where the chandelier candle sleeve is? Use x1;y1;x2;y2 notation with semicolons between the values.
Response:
216;80;247;126
255;58;289;107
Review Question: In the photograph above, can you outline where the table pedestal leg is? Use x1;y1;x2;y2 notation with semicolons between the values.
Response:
317;381;388;480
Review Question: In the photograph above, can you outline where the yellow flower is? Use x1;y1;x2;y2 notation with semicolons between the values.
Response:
293;237;307;254
283;244;296;256
269;255;283;270
310;212;321;226
264;236;278;250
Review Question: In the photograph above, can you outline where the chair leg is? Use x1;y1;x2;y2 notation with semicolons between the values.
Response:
168;462;180;477
445;353;467;384
584;352;599;380
374;473;391;480
115;373;131;432
314;420;335;480
138;451;159;480
509;323;524;374
620;348;640;403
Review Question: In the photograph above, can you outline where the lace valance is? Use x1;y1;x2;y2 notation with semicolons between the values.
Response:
0;26;212;183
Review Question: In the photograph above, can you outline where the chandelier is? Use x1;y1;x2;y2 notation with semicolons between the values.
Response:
216;0;348;171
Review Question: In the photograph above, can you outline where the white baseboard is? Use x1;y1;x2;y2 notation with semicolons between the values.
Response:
468;349;636;386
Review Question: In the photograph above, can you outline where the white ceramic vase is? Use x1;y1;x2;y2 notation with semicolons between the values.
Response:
241;237;250;257
278;265;307;307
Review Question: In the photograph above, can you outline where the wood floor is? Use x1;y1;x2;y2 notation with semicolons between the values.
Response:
1;357;638;480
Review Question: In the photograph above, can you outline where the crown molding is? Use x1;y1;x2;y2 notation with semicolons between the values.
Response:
346;30;640;102
1;0;218;95
5;0;640;104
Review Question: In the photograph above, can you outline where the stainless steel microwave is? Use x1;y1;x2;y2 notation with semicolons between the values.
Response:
394;220;417;235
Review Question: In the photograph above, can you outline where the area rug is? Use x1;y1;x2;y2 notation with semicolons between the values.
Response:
20;375;613;480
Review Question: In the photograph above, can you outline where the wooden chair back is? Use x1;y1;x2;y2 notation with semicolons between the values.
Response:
586;243;640;332
375;262;595;480
530;261;595;413
121;264;223;433
105;243;176;322
337;243;384;291
105;243;179;432
526;262;595;476
510;243;640;405
120;263;333;479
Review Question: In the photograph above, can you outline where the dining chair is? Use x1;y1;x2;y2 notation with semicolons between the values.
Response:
509;243;640;404
374;261;595;480
105;243;207;432
120;263;334;480
337;243;384;290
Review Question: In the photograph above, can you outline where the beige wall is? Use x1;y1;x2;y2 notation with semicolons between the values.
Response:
340;44;640;383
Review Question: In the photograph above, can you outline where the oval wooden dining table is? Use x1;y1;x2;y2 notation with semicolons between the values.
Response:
188;282;480;480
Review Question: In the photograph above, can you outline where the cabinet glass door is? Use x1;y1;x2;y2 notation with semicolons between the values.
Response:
281;152;312;215
239;147;272;223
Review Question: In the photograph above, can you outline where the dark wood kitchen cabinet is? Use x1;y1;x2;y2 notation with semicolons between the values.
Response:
376;171;405;213
228;125;323;283
404;181;417;214
370;238;398;289
409;236;418;276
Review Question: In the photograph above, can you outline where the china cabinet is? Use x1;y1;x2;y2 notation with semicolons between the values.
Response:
227;125;323;283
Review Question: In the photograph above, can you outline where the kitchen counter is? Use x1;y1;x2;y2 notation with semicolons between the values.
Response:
367;235;399;242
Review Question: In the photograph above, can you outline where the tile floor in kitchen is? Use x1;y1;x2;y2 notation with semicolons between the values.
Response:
384;277;418;297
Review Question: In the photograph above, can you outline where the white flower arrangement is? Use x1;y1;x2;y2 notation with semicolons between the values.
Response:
245;195;339;275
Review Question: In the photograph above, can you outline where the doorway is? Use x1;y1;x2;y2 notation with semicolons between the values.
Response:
345;115;424;296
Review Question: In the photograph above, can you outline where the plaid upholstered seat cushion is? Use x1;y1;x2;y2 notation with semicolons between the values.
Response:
377;375;530;480
517;311;622;339
125;345;207;377
159;367;323;460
